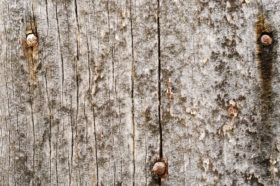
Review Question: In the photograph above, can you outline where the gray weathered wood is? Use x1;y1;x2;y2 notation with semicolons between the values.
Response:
160;0;280;185
1;0;280;185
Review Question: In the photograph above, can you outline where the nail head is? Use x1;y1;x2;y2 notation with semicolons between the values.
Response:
26;34;38;47
261;34;272;46
152;162;166;176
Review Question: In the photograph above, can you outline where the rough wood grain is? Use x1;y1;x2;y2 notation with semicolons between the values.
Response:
132;0;160;185
160;0;280;185
1;0;280;186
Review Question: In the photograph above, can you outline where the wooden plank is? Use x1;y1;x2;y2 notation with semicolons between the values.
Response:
132;0;161;185
33;0;79;185
3;0;280;185
32;0;98;185
160;0;280;185
105;0;134;184
88;0;134;185
0;0;161;185
0;0;38;185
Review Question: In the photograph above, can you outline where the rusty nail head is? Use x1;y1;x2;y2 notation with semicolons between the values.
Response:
152;157;168;179
26;34;38;47
261;34;272;46
153;162;165;175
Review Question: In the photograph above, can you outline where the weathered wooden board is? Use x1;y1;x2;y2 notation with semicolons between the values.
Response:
132;0;160;185
160;0;280;185
1;0;280;186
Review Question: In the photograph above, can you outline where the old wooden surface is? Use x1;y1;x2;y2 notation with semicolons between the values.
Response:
1;0;280;185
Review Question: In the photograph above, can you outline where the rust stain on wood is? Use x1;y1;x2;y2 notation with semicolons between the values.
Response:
255;13;274;115
255;12;277;182
22;21;39;84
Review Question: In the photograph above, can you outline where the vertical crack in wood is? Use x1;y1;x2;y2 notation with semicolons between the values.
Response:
87;36;91;91
83;98;89;184
44;73;52;184
157;0;162;185
75;57;79;168
74;0;80;61
93;110;99;185
45;0;49;32
31;0;35;21
107;2;117;184
106;1;117;185
55;3;67;184
74;1;81;182
55;3;64;101
157;0;163;159
74;0;80;133
55;139;58;186
70;96;74;185
89;1;99;184
29;87;35;175
129;0;136;185
8;130;10;183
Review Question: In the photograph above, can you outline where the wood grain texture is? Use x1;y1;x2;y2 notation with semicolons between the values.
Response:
1;0;280;186
160;0;280;185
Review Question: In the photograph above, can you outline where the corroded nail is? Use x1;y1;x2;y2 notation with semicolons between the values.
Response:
152;162;166;176
26;34;38;47
152;157;168;179
261;34;272;46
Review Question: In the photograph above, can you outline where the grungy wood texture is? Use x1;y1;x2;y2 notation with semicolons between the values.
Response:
1;0;280;186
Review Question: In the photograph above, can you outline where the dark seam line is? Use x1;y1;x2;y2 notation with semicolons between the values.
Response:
157;0;163;159
157;1;162;185
130;0;136;185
